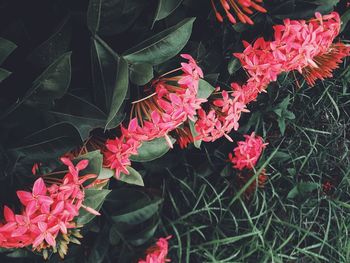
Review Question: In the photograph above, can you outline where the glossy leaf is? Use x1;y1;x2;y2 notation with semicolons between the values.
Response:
7;122;81;163
91;37;129;129
129;63;153;86
198;79;215;99
87;0;145;35
0;68;11;82
120;167;144;186
123;18;195;65
25;52;72;108
48;94;123;140
153;0;183;22
27;16;72;68
128;221;159;246
77;189;111;225
111;197;162;225
0;37;17;65
130;136;176;162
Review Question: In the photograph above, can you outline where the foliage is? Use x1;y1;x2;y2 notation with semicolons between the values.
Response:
0;0;349;262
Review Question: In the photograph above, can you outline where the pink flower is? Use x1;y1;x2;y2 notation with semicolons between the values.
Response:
234;11;349;93
229;132;268;170
125;54;206;151
0;157;99;252
195;90;249;142
16;178;53;214
32;222;60;248
138;236;172;263
103;132;142;179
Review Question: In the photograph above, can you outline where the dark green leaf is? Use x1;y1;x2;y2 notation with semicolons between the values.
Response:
227;58;241;75
25;52;71;108
27;16;72;68
130;136;176;162
341;9;350;33
87;224;110;263
0;68;11;82
109;224;121;245
123;18;195;65
77;189;111;225
0;38;17;65
8;122;81;163
91;37;129;129
128;221;159;246
130;63;153;85
87;0;145;35
111;197;162;225
48;94;123;140
153;0;183;22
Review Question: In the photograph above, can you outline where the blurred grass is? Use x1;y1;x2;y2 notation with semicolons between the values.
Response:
157;61;350;262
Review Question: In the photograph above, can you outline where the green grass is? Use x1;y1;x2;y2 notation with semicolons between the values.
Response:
157;62;350;262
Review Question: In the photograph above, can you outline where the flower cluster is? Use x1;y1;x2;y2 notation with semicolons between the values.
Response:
138;236;171;263
195;89;249;142
103;54;206;177
0;158;99;254
234;12;350;103
229;132;267;170
228;132;268;197
211;0;267;25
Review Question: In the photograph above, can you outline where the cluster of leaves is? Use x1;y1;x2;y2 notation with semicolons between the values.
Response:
0;0;349;262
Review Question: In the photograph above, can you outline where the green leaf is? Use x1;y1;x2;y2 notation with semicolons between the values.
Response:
278;118;286;136
130;63;154;85
130;136;176;162
91;37;129;129
25;52;72;108
87;0;102;35
287;182;319;199
98;168;114;180
106;55;128;129
198;79;215;99
8;122;81;163
153;0;183;22
227;58;241;75
128;221;159;246
87;0;145;35
341;9;350;33
0;38;17;65
189;118;201;149
120;167;144;186
27;16;72;68
111;197;162;225
0;68;11;82
123;18;195;65
77;189;111;225
109;224;121;245
87;224;110;263
48;94;123;140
